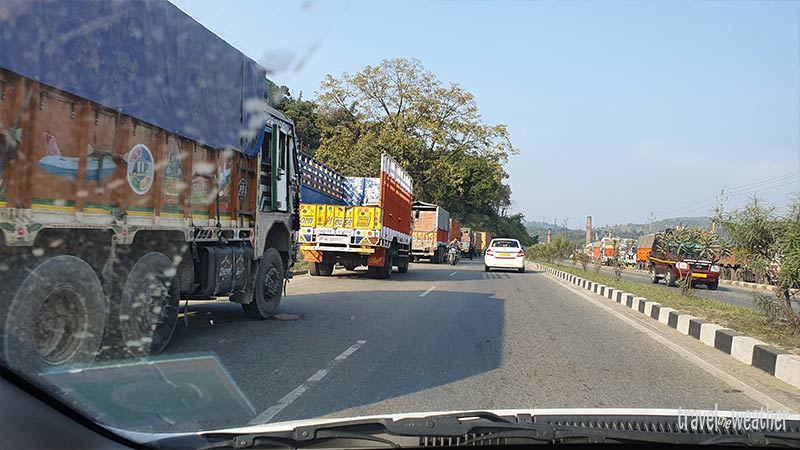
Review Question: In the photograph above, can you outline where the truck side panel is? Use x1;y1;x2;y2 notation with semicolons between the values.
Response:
0;70;258;237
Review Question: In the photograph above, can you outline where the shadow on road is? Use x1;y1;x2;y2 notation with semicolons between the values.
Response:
166;288;506;428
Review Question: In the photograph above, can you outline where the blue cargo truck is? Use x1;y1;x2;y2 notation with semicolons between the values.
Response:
0;0;300;370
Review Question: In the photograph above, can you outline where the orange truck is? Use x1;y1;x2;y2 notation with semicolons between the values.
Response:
299;154;414;279
411;201;451;263
0;0;300;369
637;234;656;267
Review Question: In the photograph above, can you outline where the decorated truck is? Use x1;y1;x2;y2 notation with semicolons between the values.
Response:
298;153;413;279
0;1;300;370
410;201;451;263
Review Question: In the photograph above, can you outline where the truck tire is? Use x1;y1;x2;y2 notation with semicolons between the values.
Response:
318;260;334;277
370;246;394;279
242;248;284;320
308;261;321;276
707;280;719;290
649;266;659;283
3;255;106;372
397;254;409;273
108;252;180;357
664;267;676;287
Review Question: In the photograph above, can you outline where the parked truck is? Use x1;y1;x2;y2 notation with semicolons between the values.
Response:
0;1;300;370
298;153;413;279
411;201;450;263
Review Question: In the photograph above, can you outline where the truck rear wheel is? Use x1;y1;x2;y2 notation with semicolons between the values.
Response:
3;255;106;372
664;267;676;287
370;246;394;279
397;254;409;273
318;260;334;277
108;252;180;357
242;248;284;320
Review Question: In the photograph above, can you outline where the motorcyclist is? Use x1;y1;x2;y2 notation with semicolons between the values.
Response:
447;238;461;265
449;238;460;250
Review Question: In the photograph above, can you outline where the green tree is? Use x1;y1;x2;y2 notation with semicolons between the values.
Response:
314;58;517;220
718;197;800;331
279;93;321;155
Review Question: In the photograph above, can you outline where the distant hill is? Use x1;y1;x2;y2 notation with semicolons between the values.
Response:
525;217;712;243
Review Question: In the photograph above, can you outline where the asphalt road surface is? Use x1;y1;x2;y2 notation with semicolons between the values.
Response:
560;261;765;311
165;259;800;431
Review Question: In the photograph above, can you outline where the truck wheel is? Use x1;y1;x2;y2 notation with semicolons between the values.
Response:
344;265;357;271
707;280;719;290
664;267;676;287
372;247;394;279
242;248;284;320
109;252;180;357
318;259;334;276
3;255;106;372
397;255;409;273
649;266;659;283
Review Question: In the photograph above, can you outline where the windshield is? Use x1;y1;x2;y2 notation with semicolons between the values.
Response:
491;240;520;248
1;0;799;445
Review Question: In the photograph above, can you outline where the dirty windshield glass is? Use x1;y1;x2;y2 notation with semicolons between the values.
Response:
1;0;799;446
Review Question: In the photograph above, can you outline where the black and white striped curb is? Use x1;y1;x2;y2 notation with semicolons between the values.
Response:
534;263;800;390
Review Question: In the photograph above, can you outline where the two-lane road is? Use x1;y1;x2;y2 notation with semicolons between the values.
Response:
561;260;764;310
165;259;800;431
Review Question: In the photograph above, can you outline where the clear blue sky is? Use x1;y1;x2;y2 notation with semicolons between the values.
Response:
171;0;800;227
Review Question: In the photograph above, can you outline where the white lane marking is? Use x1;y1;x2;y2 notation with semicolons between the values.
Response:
249;340;367;424
543;274;798;413
420;286;436;297
449;272;456;277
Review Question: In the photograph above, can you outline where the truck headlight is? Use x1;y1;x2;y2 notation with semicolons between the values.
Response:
710;265;720;272
677;262;688;270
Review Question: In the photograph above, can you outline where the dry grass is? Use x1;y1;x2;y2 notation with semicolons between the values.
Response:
540;262;800;354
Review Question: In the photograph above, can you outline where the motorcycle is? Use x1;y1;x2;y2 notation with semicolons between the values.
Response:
448;246;460;265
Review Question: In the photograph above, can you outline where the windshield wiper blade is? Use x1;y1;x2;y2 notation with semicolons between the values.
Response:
160;411;800;449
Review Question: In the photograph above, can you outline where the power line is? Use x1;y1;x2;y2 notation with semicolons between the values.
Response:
651;171;800;219
652;170;799;215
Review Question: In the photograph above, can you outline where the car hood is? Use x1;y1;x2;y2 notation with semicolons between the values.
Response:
114;407;800;444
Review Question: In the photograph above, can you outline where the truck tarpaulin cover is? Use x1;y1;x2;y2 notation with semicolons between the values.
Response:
0;0;266;155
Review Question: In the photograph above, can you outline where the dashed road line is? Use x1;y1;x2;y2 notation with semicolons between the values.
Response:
420;286;436;297
449;272;456;276
248;340;367;424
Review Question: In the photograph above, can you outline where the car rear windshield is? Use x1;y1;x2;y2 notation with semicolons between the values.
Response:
492;240;519;248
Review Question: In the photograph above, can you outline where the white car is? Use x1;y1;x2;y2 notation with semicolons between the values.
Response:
484;238;526;272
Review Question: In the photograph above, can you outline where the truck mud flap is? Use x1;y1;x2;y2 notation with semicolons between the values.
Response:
368;247;387;267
